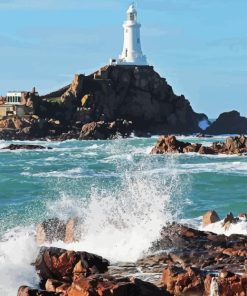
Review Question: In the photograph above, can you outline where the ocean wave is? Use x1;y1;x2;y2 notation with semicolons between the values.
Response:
21;167;84;178
0;227;39;296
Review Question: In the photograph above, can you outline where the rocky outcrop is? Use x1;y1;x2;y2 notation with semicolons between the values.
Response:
59;66;208;134
202;210;220;227
162;266;247;296
151;135;247;155
0;116;133;141
2;144;50;150
0;116;69;141
79;119;133;140
35;247;109;286
206;110;247;135
1;66;210;140
22;246;168;296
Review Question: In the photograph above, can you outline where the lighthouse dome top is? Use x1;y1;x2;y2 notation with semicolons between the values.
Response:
127;3;137;14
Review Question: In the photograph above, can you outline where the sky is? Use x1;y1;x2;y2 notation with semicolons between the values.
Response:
0;0;246;118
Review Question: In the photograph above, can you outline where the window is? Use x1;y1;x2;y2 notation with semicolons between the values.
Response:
125;49;128;57
129;12;135;21
137;38;140;44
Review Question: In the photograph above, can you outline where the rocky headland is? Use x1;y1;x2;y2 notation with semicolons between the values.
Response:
17;211;247;296
205;111;247;135
0;66;210;141
151;135;247;155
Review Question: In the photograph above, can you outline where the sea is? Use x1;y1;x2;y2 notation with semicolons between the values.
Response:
0;135;247;295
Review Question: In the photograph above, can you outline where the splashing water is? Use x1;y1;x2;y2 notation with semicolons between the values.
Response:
0;227;39;295
210;277;219;296
47;155;184;262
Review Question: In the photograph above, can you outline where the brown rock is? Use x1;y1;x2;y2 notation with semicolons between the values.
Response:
17;286;60;296
150;135;189;154
64;218;80;244
45;279;66;292
183;143;201;153
163;266;204;295
79;119;133;140
35;247;109;285
198;145;216;155
202;210;220;227
67;275;165;296
151;135;247;155
223;212;236;230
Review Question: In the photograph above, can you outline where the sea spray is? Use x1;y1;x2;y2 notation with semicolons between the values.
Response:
210;277;219;296
0;227;39;296
46;155;186;262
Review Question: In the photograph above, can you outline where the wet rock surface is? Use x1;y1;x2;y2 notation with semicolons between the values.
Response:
18;212;247;295
2;144;51;150
151;135;247;155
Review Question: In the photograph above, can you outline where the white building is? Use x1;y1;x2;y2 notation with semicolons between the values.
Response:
110;3;148;66
6;91;25;105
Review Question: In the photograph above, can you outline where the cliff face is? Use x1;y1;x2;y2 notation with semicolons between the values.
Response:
59;65;208;134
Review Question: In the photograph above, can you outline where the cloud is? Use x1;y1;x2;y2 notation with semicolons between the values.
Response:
0;0;118;10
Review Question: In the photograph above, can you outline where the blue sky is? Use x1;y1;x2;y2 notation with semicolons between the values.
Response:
0;0;246;118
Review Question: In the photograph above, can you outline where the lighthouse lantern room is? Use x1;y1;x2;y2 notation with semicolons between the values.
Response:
110;3;148;66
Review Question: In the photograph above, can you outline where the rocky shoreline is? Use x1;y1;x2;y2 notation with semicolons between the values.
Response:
16;211;247;296
0;117;133;141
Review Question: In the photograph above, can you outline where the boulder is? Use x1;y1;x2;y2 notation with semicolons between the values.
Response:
202;210;220;227
222;212;239;230
205;111;247;135
162;266;204;295
2;144;50;150
79;120;133;140
35;247;109;286
224;135;247;154
150;135;189;154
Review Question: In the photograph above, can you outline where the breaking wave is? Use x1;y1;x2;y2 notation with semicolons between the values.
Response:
46;156;185;262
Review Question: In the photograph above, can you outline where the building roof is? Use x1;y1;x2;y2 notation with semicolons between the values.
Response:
127;3;137;14
7;91;26;94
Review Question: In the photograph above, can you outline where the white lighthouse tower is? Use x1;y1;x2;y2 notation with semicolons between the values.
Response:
110;3;148;66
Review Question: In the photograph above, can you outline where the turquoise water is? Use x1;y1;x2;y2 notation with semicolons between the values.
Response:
0;136;247;295
0;136;246;236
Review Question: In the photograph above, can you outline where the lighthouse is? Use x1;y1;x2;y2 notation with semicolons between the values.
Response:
110;3;148;66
